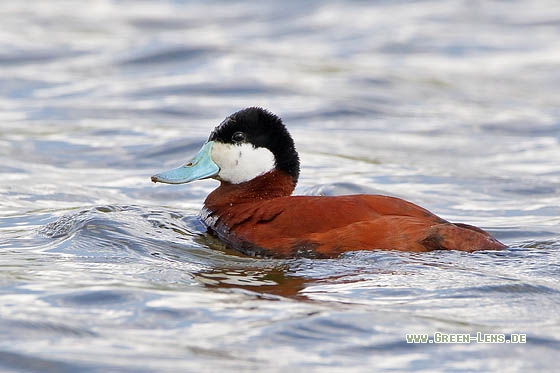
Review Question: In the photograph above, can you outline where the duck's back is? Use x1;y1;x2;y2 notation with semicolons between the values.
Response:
203;194;506;258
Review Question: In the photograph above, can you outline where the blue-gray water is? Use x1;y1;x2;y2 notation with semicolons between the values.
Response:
1;1;559;371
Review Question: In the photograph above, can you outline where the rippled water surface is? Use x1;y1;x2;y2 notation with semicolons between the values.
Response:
1;1;560;371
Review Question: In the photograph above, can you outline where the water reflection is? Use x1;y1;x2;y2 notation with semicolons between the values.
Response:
196;269;308;299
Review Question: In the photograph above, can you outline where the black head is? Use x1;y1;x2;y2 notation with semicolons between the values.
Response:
209;107;300;184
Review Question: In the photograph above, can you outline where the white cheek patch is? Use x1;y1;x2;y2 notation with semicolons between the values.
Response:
211;142;276;184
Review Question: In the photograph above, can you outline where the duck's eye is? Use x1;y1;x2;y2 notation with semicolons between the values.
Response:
231;131;246;143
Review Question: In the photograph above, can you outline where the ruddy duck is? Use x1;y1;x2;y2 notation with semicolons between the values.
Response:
152;107;506;258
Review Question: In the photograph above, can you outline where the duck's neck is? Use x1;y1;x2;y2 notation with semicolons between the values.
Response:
204;169;295;209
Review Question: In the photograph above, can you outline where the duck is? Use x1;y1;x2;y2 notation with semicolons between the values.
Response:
151;107;506;258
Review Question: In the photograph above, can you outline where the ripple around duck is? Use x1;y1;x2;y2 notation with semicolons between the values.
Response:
37;205;202;262
30;204;560;302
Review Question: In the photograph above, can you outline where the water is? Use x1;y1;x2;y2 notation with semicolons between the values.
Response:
1;0;560;371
